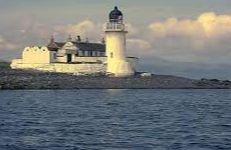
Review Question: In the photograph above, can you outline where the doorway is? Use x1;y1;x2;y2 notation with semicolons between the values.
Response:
67;54;72;63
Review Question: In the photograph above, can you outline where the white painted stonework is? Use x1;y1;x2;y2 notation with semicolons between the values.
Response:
10;7;139;76
22;46;56;64
11;46;107;74
11;46;137;74
11;61;105;74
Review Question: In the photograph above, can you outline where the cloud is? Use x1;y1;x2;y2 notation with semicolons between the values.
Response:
127;38;151;50
126;23;139;36
149;12;231;39
144;12;231;64
54;20;102;41
0;35;19;61
126;38;151;57
56;20;95;35
17;15;52;42
54;20;141;42
0;36;17;50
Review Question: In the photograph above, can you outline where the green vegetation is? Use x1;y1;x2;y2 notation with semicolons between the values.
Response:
0;61;10;69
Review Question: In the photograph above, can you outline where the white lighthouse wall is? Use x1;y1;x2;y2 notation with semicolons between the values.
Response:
105;31;135;77
106;32;126;61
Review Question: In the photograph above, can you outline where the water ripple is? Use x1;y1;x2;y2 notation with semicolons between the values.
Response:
0;89;231;149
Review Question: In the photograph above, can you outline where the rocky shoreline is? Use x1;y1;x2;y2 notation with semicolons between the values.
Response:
1;65;231;89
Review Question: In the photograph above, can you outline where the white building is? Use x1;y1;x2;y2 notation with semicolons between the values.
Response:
11;7;138;77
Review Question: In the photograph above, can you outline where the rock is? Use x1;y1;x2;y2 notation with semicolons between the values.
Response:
140;72;152;78
0;67;230;89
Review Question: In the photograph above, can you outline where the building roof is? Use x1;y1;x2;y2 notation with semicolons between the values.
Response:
47;36;59;51
48;42;105;52
47;35;105;52
55;42;65;48
73;42;105;52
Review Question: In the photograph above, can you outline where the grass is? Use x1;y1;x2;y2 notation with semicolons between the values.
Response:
0;61;10;69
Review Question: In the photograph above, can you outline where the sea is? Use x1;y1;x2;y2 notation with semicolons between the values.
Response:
0;90;231;150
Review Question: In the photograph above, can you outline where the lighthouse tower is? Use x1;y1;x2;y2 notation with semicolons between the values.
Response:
104;6;134;77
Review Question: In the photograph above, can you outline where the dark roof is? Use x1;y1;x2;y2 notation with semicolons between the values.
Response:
55;42;65;48
49;42;105;52
109;6;123;22
47;42;58;48
48;47;59;51
47;36;59;51
47;41;65;51
73;42;105;52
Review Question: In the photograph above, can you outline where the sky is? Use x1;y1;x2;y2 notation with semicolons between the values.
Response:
0;0;231;79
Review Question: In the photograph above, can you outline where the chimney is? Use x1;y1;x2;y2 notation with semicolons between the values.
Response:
67;35;72;42
101;37;105;44
77;35;81;42
85;37;89;43
49;35;55;44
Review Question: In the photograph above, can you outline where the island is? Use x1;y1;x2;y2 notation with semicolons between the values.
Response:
1;62;231;89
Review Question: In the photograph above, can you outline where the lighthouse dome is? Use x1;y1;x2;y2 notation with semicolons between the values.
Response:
109;6;123;22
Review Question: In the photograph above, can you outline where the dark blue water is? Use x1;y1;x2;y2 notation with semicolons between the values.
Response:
0;90;231;150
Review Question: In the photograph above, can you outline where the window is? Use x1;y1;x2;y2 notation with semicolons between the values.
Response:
89;51;93;57
92;51;95;57
53;53;57;59
110;52;113;58
85;51;88;56
97;51;100;56
78;50;82;56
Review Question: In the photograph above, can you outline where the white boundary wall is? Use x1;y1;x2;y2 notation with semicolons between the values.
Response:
11;61;105;74
11;57;137;74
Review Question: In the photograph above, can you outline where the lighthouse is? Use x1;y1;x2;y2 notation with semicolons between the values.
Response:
104;6;135;77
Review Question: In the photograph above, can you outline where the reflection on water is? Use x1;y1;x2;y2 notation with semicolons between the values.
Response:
106;89;129;95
